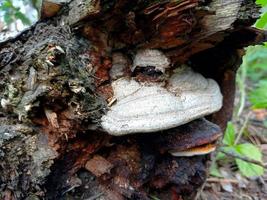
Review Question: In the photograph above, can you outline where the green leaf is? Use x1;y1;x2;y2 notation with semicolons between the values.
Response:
223;122;235;146
249;80;267;109
210;162;223;178
235;143;264;177
4;13;14;25
255;11;267;29
216;152;226;160
0;0;13;11
256;0;267;6
15;11;31;25
2;0;12;8
236;159;264;177
235;143;262;161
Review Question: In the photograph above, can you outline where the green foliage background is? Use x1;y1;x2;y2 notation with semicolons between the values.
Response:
211;0;267;178
0;0;40;27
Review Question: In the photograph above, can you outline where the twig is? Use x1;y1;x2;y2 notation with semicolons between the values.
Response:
207;178;239;184
219;148;266;168
259;176;267;191
249;119;267;129
234;112;252;145
236;60;247;117
85;193;103;200
248;126;267;143
194;180;206;200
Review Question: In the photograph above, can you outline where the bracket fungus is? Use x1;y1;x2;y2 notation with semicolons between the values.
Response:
0;0;264;198
132;49;170;73
169;144;216;157
152;118;222;157
101;49;223;136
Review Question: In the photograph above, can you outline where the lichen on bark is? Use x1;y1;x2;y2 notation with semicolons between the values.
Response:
0;20;106;199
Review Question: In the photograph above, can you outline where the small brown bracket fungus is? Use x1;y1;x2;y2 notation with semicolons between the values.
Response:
101;65;223;136
152;118;222;157
169;144;216;157
132;49;170;73
41;0;66;19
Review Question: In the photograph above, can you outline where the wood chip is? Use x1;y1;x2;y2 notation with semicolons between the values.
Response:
85;155;113;177
44;108;59;128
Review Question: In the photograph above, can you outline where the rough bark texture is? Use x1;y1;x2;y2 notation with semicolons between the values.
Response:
0;0;266;200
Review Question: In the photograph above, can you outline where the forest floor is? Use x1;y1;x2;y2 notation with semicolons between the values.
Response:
201;94;267;200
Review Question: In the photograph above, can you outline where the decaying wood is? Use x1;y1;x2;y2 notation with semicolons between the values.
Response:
0;0;266;199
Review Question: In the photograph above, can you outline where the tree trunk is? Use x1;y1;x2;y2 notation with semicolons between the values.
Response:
0;0;266;200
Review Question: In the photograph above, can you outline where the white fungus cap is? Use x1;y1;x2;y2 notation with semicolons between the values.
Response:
132;49;170;73
101;67;223;136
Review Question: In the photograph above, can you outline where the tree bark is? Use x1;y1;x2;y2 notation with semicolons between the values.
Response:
0;0;266;200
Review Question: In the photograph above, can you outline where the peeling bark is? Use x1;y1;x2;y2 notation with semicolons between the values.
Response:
0;0;266;199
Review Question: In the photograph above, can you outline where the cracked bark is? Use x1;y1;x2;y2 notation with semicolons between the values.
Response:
0;0;266;200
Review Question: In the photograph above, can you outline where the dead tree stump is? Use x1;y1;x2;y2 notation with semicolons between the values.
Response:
0;0;266;199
